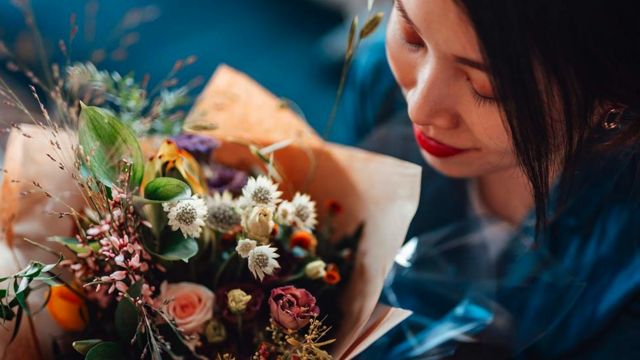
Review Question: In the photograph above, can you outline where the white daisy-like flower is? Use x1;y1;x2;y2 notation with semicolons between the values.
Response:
207;191;241;232
236;238;257;258
239;176;282;209
275;200;296;225
247;245;280;281
163;195;208;238
290;192;317;231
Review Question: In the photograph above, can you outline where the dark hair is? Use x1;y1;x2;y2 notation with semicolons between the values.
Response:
457;0;640;234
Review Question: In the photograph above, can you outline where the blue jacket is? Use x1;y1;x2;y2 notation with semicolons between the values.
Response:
345;34;640;359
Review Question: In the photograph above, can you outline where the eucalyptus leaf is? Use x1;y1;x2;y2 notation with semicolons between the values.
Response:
359;12;384;39
144;177;192;202
72;339;103;356
145;231;198;262
78;103;144;188
115;297;139;342
85;342;125;360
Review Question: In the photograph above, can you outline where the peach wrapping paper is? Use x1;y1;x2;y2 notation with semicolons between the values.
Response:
185;66;420;358
0;125;83;359
0;65;421;359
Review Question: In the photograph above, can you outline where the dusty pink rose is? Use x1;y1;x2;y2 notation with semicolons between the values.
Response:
159;282;215;335
268;286;320;330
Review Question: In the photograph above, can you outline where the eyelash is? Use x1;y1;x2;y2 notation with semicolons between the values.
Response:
469;84;498;107
465;75;497;107
398;21;424;51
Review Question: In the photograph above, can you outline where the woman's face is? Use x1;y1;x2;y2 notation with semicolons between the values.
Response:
386;0;518;178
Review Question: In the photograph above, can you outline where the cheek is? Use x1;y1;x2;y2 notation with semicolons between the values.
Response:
467;108;513;155
385;21;415;91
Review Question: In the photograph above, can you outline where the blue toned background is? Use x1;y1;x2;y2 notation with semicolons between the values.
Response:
0;0;384;141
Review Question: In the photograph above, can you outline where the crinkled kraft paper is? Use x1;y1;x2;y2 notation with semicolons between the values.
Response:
0;65;420;359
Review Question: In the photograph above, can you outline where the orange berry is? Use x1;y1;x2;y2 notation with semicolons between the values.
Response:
46;284;88;332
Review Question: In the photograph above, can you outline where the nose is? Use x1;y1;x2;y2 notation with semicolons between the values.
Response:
405;63;460;130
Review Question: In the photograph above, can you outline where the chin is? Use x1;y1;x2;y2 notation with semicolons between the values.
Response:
419;150;488;179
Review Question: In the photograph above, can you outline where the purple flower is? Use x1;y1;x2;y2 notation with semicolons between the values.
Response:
207;164;248;195
171;133;219;159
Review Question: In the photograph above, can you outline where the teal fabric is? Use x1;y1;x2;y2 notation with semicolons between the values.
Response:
349;34;640;359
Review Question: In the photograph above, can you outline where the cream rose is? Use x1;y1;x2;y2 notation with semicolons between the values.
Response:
242;205;275;243
159;282;215;335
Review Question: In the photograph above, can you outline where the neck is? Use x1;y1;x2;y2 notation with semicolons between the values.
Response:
477;167;534;226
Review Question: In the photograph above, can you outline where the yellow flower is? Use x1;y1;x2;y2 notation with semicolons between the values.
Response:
141;140;207;195
227;289;252;314
46;284;88;332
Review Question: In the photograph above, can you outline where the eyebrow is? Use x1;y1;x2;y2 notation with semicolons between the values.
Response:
454;56;488;72
395;0;418;31
396;0;488;73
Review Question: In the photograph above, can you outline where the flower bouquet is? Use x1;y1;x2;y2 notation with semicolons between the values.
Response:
0;61;420;360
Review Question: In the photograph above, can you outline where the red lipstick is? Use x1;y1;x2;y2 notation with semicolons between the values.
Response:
413;126;469;158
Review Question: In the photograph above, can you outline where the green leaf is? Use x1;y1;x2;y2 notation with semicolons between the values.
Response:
143;177;192;202
0;304;14;321
146;231;198;262
127;280;144;298
359;12;384;39
10;306;23;343
115;297;139;343
85;342;125;360
72;339;103;356
48;236;100;254
78;103;144;188
15;277;30;298
22;262;44;278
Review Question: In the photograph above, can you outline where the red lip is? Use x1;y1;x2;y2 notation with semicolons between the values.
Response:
413;126;469;158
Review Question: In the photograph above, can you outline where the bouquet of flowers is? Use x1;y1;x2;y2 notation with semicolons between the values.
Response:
0;4;420;359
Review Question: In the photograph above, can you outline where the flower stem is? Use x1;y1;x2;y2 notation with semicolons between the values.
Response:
213;251;238;288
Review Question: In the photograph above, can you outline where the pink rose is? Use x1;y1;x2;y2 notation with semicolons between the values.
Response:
268;286;320;330
159;282;215;335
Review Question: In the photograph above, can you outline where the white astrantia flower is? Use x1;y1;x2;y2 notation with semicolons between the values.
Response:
207;191;241;232
236;238;257;258
290;192;318;231
163;195;208;238
239;176;282;209
247;245;280;281
275;200;296;226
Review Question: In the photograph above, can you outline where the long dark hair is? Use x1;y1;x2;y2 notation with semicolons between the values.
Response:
457;0;640;234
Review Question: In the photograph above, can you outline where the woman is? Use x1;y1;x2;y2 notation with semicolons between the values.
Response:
347;0;640;358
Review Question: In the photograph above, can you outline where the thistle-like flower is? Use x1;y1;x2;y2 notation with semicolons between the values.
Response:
238;176;282;209
247;245;281;281
207;191;241;232
236;238;257;258
163;195;208;238
279;193;317;231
